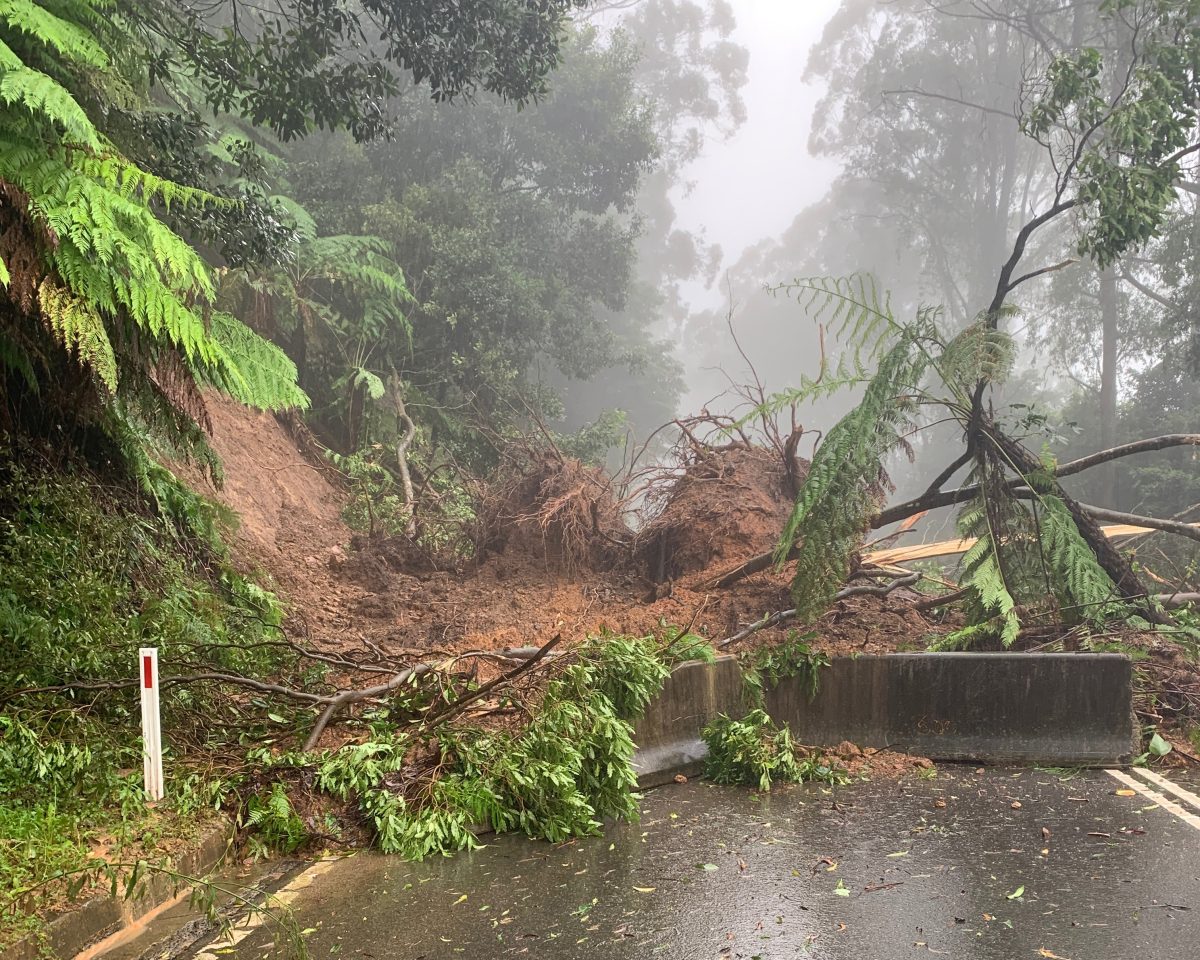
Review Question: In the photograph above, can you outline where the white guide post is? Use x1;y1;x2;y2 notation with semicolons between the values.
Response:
139;647;164;801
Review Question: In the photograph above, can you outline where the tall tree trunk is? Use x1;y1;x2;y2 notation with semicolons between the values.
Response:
1098;264;1119;507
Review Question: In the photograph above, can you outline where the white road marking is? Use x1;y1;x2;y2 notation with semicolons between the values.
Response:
192;857;341;960
1129;766;1200;813
1106;768;1200;831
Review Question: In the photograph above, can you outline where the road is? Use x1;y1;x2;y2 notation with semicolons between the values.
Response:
106;766;1200;960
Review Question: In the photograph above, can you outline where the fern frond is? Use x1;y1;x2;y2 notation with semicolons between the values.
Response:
941;493;1022;648
773;274;922;371
938;320;1016;397
0;326;35;389
269;194;317;241
1036;492;1126;624
778;326;933;620
37;276;117;391
205;311;309;411
0;0;109;68
0;67;99;147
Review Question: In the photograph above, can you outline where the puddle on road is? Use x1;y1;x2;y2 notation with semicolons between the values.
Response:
227;769;1199;960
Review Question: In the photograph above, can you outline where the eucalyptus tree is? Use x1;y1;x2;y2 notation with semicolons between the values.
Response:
767;0;1200;642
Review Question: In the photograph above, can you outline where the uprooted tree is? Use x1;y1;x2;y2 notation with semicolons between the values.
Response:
729;0;1200;647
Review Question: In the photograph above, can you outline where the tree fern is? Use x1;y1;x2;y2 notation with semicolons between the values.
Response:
36;277;117;391
0;0;308;465
778;324;933;621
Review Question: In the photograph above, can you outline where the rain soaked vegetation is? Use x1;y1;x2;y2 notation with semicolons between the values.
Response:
2;0;1200;952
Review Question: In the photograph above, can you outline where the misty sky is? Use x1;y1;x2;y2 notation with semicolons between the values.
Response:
675;0;843;309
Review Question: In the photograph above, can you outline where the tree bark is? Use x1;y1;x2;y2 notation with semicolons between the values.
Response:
388;370;417;536
1098;263;1120;506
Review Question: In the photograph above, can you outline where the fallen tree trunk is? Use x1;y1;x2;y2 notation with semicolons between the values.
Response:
708;433;1200;591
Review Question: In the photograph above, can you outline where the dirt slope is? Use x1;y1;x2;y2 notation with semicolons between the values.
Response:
183;394;369;649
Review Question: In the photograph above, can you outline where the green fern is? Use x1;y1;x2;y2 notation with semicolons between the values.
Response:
939;495;1022;648
36;277;117;391
1037;494;1122;621
0;64;99;147
0;0;109;69
206;312;309;412
777;322;934;620
938;318;1016;397
774;274;898;368
0;0;308;459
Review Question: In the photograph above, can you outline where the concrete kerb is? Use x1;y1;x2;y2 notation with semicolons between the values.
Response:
1;819;235;960
632;652;1137;785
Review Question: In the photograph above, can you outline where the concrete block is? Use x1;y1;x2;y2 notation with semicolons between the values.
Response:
632;656;747;787
766;653;1137;765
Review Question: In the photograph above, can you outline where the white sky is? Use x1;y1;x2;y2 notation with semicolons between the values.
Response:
675;0;843;308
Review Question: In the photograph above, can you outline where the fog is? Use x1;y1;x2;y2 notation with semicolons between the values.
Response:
604;0;1199;526
673;0;842;303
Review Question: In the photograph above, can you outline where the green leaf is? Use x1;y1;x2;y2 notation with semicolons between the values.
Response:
1148;733;1172;757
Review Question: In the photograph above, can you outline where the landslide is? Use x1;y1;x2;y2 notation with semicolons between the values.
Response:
190;401;940;664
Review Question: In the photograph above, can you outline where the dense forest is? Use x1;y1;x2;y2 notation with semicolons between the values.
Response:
1;0;1198;950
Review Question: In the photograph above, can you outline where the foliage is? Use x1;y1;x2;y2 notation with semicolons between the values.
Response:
217;231;411;449
0;0;308;481
247;630;694;861
741;632;830;707
286;26;667;461
771;280;939;618
0;457;297;923
245;784;307;855
138;0;592;142
702;710;847;792
1022;1;1200;267
770;274;1142;644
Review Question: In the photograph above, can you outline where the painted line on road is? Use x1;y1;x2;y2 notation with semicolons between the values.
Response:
1129;766;1200;813
1105;769;1200;831
192;857;341;960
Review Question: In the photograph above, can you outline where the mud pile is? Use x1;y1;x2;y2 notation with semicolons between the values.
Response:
637;443;806;583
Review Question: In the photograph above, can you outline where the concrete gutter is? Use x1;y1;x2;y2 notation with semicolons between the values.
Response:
632;652;1137;784
1;819;235;960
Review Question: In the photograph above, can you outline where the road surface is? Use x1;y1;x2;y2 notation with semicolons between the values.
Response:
104;766;1200;960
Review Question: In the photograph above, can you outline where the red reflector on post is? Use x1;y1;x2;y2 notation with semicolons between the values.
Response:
143;655;153;689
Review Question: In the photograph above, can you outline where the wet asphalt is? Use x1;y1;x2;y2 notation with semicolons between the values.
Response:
180;767;1200;960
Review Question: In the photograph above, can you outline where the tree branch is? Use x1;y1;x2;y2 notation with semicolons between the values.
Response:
421;633;563;728
1119;270;1176;309
872;434;1200;527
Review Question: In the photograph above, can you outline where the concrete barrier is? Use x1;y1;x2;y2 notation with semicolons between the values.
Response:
632;652;1137;783
767;653;1137;766
632;655;746;787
